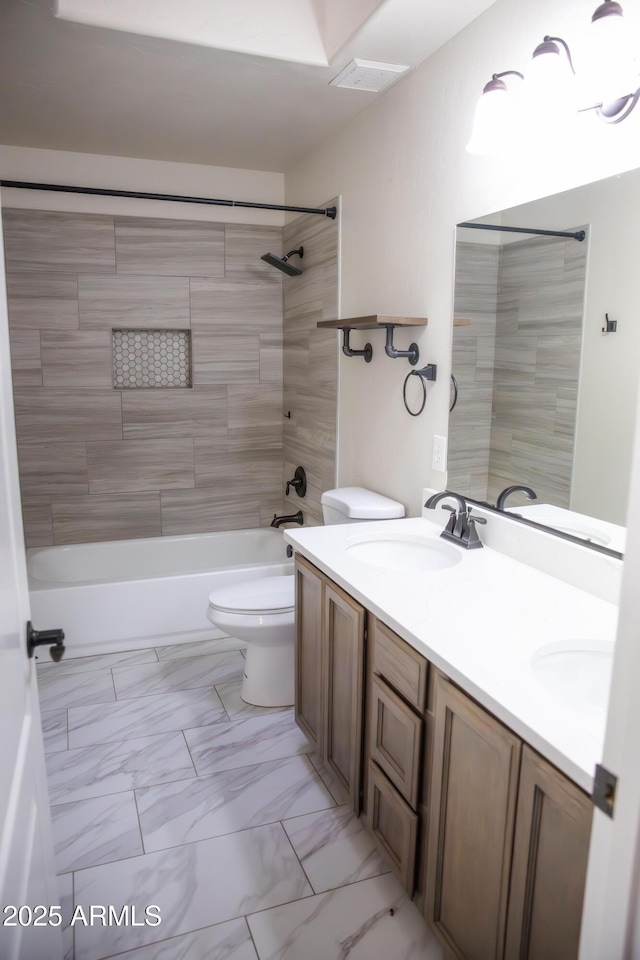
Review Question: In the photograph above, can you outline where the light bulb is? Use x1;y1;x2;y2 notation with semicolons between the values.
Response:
467;78;514;155
523;39;576;134
588;1;638;108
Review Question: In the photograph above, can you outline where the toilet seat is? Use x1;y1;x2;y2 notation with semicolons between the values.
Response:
208;575;294;616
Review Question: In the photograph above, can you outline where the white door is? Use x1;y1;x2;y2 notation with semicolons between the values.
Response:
0;196;62;960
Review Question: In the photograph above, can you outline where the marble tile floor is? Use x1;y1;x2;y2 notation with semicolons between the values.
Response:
37;637;442;960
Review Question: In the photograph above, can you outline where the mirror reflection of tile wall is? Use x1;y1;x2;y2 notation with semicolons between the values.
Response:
449;234;587;508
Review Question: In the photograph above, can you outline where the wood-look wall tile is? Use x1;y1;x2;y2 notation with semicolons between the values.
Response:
555;387;578;438
22;499;53;547
115;217;224;276
122;387;227;439
227;383;283;430
308;329;337;383
6;271;78;300
14;390;123;443
52;494;162;545
227;423;283;448
259;334;283;382
192;333;260;384
494;336;537;378
41;331;112;388
283;335;310;388
87;438;194;494
18;442;89;499
224;224;285;282
499;236;564;288
161;486;260;536
78;275;190;329
8;298;79;331
190;278;282;333
3;209;115;274
195;437;282;487
9;330;42;386
259;485;286;526
534;335;581;383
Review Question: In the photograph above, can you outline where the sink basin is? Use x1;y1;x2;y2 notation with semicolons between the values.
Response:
345;534;462;572
531;639;614;714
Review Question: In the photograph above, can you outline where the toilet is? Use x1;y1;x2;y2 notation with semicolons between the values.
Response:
206;487;405;707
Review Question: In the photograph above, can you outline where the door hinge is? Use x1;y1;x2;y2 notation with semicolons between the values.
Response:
592;763;617;818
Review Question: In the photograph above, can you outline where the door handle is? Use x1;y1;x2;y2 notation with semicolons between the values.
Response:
26;621;65;662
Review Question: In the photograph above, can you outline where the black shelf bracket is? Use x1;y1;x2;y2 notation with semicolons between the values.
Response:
341;328;373;362
384;325;420;365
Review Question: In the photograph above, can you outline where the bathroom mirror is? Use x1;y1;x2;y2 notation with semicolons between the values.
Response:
449;167;640;555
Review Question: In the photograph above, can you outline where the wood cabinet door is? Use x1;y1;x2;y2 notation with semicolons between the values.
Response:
426;674;521;960
322;580;365;812
294;556;324;750
370;675;423;809
504;745;592;960
368;761;419;894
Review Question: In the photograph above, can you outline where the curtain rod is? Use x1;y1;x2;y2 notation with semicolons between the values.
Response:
0;180;337;220
457;221;585;241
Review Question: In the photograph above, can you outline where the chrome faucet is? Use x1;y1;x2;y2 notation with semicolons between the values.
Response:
424;491;486;549
495;485;537;512
271;510;303;528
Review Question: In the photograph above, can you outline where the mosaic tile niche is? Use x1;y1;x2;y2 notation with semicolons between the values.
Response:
112;329;192;389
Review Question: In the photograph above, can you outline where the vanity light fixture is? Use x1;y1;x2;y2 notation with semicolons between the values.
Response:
467;0;640;154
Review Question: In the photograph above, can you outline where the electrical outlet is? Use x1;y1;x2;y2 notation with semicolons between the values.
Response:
432;435;447;472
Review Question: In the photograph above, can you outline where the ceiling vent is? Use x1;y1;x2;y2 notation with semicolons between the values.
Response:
329;59;410;93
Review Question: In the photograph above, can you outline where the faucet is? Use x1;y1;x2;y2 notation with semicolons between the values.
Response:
424;491;486;549
495;485;537;512
271;510;304;528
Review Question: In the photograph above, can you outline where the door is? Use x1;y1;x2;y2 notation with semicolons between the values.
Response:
294;555;324;750
322;580;365;812
426;674;521;960
505;745;592;960
0;198;62;960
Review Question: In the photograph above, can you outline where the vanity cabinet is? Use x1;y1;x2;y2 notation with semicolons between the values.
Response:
294;555;365;811
424;672;593;960
293;554;593;958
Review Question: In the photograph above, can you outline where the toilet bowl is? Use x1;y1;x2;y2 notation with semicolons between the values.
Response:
206;487;404;707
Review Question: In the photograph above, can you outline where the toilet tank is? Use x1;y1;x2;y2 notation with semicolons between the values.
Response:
321;487;405;525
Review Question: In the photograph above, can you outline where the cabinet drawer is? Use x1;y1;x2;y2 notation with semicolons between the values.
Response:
367;760;418;895
370;675;423;809
372;617;428;712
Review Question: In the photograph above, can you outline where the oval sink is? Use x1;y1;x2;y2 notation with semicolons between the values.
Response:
531;639;614;715
345;535;462;572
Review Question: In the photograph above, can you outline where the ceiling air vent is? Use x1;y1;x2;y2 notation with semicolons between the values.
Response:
329;59;410;93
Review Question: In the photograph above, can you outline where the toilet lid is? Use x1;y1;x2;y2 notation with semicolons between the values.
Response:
208;575;294;615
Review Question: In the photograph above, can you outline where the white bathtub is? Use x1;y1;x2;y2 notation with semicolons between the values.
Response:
27;529;293;658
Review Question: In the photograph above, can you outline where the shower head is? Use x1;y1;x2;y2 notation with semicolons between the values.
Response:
261;246;304;276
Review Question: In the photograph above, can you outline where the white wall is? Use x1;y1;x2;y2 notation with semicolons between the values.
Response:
0;145;285;225
284;0;640;516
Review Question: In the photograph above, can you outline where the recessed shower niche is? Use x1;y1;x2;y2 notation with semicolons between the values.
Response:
112;328;192;389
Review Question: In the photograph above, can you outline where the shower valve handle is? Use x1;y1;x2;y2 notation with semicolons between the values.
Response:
26;620;66;662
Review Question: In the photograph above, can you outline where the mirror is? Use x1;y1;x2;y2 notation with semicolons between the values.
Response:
449;169;640;556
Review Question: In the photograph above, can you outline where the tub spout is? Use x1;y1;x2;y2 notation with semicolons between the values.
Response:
271;511;303;528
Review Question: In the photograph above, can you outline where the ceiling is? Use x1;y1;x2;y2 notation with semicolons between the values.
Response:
0;0;497;172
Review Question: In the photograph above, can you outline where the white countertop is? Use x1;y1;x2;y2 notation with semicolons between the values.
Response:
284;515;620;793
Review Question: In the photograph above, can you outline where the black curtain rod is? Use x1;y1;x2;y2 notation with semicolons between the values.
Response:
0;180;337;220
458;221;585;241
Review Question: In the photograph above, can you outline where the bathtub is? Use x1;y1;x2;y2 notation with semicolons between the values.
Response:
27;529;293;658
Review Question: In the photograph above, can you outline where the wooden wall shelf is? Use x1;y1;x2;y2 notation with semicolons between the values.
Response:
317;315;428;330
318;316;428;365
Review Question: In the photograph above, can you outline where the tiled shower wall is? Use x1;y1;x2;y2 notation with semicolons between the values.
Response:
282;203;339;526
447;242;499;497
3;209;287;546
449;234;586;507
